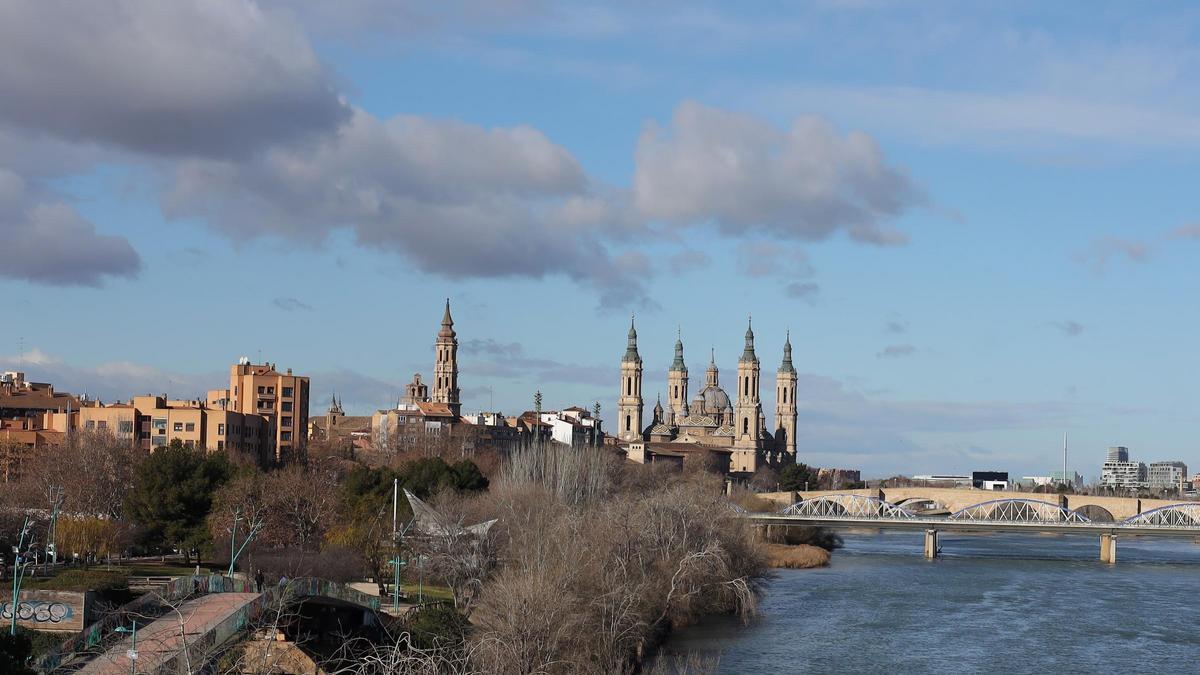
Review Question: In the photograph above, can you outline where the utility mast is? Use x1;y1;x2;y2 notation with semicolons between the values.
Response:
1062;432;1068;488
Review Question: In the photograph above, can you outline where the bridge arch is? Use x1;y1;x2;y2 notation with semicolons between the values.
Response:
1074;504;1115;523
781;494;917;520
949;498;1091;524
1123;503;1200;527
894;497;947;513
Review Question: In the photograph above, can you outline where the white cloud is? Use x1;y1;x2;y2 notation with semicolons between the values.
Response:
634;101;922;244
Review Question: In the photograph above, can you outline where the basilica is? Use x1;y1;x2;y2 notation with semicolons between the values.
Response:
617;318;797;475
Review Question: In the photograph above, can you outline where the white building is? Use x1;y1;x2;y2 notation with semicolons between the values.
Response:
1100;460;1146;489
1147;461;1188;489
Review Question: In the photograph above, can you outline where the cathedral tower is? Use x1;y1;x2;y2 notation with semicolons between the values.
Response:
667;330;689;425
734;317;763;448
775;331;798;463
618;316;644;441
431;299;461;417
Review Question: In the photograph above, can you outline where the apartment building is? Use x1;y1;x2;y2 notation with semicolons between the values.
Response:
77;395;268;460
208;359;309;463
1100;460;1147;489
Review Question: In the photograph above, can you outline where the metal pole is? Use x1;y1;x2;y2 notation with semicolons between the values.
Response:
131;620;137;675
392;478;399;611
10;516;30;636
227;509;239;576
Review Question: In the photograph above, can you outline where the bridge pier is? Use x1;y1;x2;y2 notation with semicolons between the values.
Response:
1100;533;1117;564
924;529;939;559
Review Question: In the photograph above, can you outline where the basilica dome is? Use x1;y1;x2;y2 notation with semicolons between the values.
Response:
695;385;732;413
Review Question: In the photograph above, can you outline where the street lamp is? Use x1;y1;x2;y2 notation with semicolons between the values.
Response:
9;516;36;636
115;620;138;675
227;510;243;577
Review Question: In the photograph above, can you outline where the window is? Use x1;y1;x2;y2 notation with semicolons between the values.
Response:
743;418;749;434
173;422;184;432
97;420;107;430
281;416;292;428
85;420;95;429
625;415;631;431
282;387;293;398
153;418;167;431
281;431;292;441
281;401;292;412
217;441;224;451
185;423;195;432
119;421;133;434
267;386;275;395
257;386;265;394
218;424;225;436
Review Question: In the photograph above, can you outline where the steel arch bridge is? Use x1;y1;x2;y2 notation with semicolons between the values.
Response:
1123;503;1200;527
948;498;1092;524
781;494;918;520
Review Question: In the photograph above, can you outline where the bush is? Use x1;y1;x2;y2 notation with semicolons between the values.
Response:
407;603;469;651
0;631;34;675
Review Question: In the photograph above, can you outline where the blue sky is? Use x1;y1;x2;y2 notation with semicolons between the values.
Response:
2;1;1199;479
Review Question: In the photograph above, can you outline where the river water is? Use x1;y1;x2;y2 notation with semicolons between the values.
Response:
660;531;1200;672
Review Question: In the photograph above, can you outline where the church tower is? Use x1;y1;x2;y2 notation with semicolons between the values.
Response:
775;331;798;464
431;299;461;417
734;317;763;450
618;316;644;441
667;330;689;425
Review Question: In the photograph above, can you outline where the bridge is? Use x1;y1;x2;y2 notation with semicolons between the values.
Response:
40;575;381;674
747;493;1200;563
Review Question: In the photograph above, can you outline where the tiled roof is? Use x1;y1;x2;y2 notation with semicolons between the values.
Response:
678;414;717;427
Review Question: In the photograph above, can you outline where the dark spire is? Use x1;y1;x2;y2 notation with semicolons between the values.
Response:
623;314;641;363
706;348;719;387
670;327;687;373
740;315;758;363
779;330;796;374
439;298;455;338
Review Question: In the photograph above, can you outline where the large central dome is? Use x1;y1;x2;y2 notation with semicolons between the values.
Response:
695;385;732;412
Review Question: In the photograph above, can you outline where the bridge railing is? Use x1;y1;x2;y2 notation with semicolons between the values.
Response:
1122;503;1200;527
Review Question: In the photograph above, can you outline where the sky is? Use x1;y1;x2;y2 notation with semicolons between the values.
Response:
1;0;1199;479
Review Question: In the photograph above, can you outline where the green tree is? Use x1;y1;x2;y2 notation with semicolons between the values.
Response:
125;440;232;564
450;459;489;492
779;463;818;492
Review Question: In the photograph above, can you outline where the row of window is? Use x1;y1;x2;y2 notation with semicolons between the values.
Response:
254;385;295;397
82;420;135;433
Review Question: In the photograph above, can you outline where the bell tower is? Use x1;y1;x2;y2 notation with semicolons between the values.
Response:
618;316;644;441
734;314;763;456
775;331;798;464
431;299;461;417
667;329;689;425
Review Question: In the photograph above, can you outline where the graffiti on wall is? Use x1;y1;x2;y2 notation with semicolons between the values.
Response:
0;590;89;631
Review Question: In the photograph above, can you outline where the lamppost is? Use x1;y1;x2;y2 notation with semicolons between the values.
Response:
227;508;262;578
9;516;36;636
115;620;138;674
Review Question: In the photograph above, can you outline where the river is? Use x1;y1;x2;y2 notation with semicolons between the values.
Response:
659;531;1200;672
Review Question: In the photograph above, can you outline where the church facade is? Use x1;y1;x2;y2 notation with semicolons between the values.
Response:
617;318;797;475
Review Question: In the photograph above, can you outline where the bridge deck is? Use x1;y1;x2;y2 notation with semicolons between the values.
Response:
77;592;261;675
749;514;1200;537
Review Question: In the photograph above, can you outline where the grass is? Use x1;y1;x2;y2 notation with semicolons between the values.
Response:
764;544;830;569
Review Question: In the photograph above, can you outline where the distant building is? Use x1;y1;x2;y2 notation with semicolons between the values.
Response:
207;360;310;463
1107;446;1130;462
0;371;80;420
1101;460;1146;489
79;395;268;460
1050;470;1085;489
972;471;1009;490
1147;461;1188;489
911;474;972;487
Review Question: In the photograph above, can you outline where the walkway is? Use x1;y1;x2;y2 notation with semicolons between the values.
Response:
77;592;260;674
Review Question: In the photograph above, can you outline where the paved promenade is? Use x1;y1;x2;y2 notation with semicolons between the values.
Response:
77;592;260;675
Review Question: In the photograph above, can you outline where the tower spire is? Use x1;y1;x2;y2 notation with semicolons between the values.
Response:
741;315;758;363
